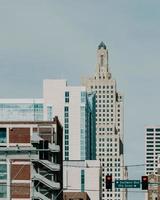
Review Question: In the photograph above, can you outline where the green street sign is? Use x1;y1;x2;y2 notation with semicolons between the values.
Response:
115;180;140;188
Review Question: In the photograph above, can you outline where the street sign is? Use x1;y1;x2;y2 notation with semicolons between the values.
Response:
115;180;140;188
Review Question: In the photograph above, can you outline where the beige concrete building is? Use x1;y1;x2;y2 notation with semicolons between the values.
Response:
82;42;127;200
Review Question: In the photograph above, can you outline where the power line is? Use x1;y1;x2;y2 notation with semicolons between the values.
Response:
63;163;147;168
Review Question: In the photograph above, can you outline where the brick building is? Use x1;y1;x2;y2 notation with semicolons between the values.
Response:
0;117;63;200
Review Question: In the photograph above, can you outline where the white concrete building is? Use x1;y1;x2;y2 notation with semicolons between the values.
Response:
145;126;160;175
82;42;126;200
145;126;160;200
43;79;96;161
63;160;101;200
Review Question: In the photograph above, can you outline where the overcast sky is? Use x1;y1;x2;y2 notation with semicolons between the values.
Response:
0;1;160;199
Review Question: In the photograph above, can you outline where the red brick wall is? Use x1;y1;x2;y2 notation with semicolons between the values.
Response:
11;164;30;180
9;128;30;143
11;183;30;198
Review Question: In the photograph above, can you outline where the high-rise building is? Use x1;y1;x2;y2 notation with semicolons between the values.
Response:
0;117;63;200
145;126;160;200
82;42;126;200
145;126;160;175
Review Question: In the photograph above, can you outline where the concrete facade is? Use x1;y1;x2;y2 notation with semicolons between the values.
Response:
43;79;96;161
145;126;160;175
63;160;101;200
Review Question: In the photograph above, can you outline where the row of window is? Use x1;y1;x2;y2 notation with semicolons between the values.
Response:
100;158;120;162
146;128;160;132
80;106;86;160
146;141;160;143
64;106;69;160
98;153;118;156
146;137;160;139
91;85;114;89
147;133;160;136
98;148;118;152
99;138;118;142
99;143;118;147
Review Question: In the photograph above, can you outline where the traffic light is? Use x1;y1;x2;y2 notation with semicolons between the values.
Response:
141;176;148;190
106;175;112;189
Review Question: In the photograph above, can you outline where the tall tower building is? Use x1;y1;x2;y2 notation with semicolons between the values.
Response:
82;42;126;200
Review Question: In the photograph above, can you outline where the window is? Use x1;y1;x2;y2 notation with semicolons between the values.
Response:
0;164;7;180
47;106;52;121
0;184;7;198
0;128;6;144
81;170;85;192
65;91;69;103
147;128;154;132
81;92;86;103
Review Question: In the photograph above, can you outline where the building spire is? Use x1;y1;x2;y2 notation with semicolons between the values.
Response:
95;42;111;80
98;41;107;50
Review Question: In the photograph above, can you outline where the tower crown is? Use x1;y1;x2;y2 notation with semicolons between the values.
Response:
98;41;106;50
95;42;111;79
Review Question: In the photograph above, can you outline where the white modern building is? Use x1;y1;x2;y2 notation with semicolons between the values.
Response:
63;160;101;200
82;42;127;200
43;79;96;161
145;126;160;175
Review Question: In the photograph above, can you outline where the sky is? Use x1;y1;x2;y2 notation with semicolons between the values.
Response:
0;0;160;199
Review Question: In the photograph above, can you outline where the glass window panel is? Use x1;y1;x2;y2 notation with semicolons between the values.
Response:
0;128;6;143
0;185;7;197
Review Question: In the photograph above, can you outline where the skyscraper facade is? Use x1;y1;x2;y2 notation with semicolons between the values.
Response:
145;126;160;175
82;42;126;200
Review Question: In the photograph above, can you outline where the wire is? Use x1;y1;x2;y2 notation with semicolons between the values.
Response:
63;163;146;168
